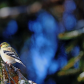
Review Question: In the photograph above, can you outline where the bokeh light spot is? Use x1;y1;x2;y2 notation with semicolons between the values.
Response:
48;60;59;75
6;20;18;35
64;0;76;13
63;13;77;31
37;11;59;34
28;20;42;33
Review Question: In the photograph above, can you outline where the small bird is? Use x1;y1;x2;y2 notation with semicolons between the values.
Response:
0;42;25;67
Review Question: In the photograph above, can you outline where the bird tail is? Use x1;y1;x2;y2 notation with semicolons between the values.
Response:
15;59;26;67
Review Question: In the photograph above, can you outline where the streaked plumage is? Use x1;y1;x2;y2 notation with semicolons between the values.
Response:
0;42;25;67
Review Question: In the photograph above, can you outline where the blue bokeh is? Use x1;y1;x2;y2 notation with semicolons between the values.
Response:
63;13;77;31
37;11;59;34
25;10;73;83
57;56;67;69
26;10;59;83
6;20;18;35
59;22;66;33
3;20;18;38
48;60;59;75
28;10;59;35
28;20;42;33
64;0;76;13
71;46;80;57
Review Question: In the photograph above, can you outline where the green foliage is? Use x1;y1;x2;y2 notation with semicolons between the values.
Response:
58;28;84;83
58;52;83;76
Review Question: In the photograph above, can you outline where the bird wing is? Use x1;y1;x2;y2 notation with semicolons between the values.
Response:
3;47;20;60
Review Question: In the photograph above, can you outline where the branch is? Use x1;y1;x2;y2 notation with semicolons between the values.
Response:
0;60;36;84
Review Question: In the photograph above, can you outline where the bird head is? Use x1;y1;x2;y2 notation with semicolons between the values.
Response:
0;42;11;48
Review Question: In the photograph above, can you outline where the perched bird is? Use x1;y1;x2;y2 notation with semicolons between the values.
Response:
0;42;25;67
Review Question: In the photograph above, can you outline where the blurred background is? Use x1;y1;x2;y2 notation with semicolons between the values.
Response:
0;0;84;84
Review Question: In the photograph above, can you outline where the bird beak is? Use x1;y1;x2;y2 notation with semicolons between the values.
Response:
0;44;2;47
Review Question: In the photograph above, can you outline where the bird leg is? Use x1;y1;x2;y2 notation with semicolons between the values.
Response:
8;63;12;67
5;61;12;67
